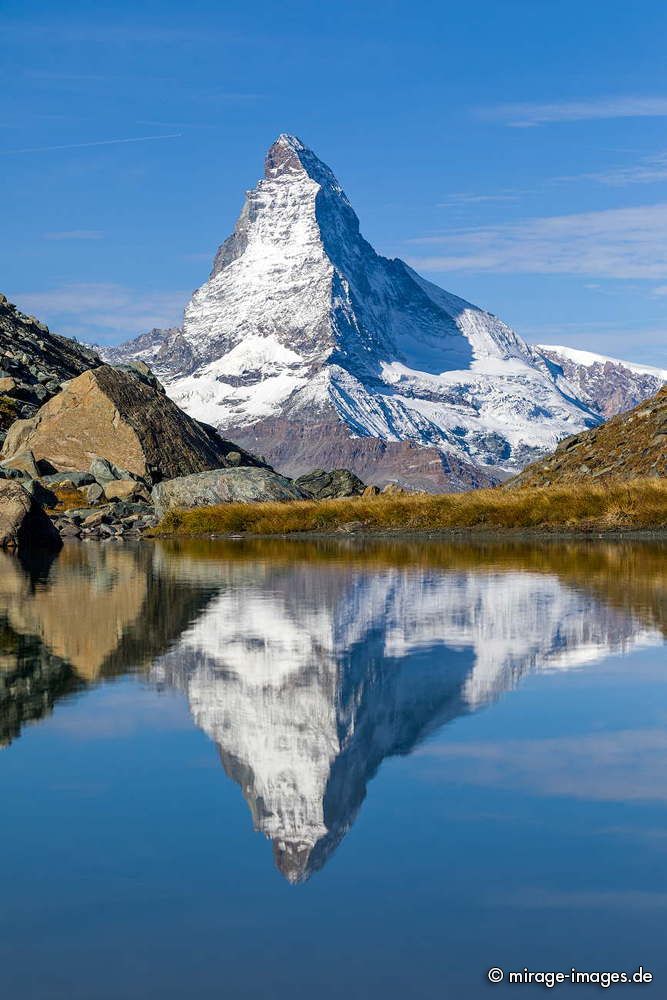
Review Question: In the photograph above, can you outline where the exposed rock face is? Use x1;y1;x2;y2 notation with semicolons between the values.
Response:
1;364;264;484
0;293;99;448
230;414;501;491
509;385;667;487
0;481;62;550
151;467;307;518
537;345;666;419
102;134;603;493
294;468;365;499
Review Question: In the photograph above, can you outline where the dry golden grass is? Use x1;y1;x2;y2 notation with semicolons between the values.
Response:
50;486;90;512
153;478;667;538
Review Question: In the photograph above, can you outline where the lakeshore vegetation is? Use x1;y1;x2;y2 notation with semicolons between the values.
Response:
152;479;667;537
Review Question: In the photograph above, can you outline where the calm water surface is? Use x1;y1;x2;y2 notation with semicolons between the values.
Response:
1;538;665;999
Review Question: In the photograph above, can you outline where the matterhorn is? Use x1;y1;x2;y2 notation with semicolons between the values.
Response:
106;134;615;490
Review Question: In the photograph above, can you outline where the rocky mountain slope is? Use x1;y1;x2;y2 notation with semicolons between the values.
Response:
510;385;667;487
537;345;666;419
103;134;607;492
0;293;100;448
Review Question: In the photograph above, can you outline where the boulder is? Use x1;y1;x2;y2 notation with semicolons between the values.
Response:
294;468;366;500
362;484;381;497
22;480;58;508
1;364;264;484
0;481;62;551
0;448;40;479
89;456;137;486
103;479;150;502
151;467;307;518
40;471;95;488
81;482;105;504
380;483;406;495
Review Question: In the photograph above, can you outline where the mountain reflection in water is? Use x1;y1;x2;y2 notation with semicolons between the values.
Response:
0;538;664;882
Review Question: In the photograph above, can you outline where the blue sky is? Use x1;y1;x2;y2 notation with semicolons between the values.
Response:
2;0;666;365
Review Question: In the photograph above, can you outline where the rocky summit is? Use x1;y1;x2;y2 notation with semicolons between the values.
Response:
509;385;667;488
104;133;625;493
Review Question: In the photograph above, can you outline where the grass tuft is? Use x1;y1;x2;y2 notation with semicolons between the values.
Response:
152;479;667;538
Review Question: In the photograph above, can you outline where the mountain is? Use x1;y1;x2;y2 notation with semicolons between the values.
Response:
151;546;663;882
0;293;100;448
510;385;667;487
537;345;666;419
103;134;607;492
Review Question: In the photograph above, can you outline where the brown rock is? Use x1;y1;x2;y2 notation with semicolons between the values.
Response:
103;479;150;502
1;365;264;484
0;449;41;479
0;377;16;394
0;480;62;551
380;483;406;495
362;484;381;496
82;511;108;528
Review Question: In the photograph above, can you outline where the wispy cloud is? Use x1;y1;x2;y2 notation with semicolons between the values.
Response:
14;283;187;341
652;285;667;297
478;96;667;128
408;202;667;280
437;191;522;208
43;230;104;241
0;133;181;156
578;150;667;186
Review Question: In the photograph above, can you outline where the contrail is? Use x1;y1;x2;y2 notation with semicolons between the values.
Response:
0;133;182;155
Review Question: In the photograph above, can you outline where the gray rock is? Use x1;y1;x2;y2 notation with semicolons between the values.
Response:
22;479;58;508
294;468;365;500
90;456;137;485
151;467;307;518
82;482;105;504
63;506;107;523
0;480;62;551
41;471;95;487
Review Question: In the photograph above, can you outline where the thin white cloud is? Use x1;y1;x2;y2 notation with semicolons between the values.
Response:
437;191;522;208
0;133;181;156
43;230;104;241
566;150;667;187
478;95;667;127
652;285;667;297
14;283;187;340
407;202;667;280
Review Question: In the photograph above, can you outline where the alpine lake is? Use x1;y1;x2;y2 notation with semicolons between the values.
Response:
1;536;665;998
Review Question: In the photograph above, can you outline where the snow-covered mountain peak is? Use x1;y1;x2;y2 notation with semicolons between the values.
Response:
103;134;625;489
